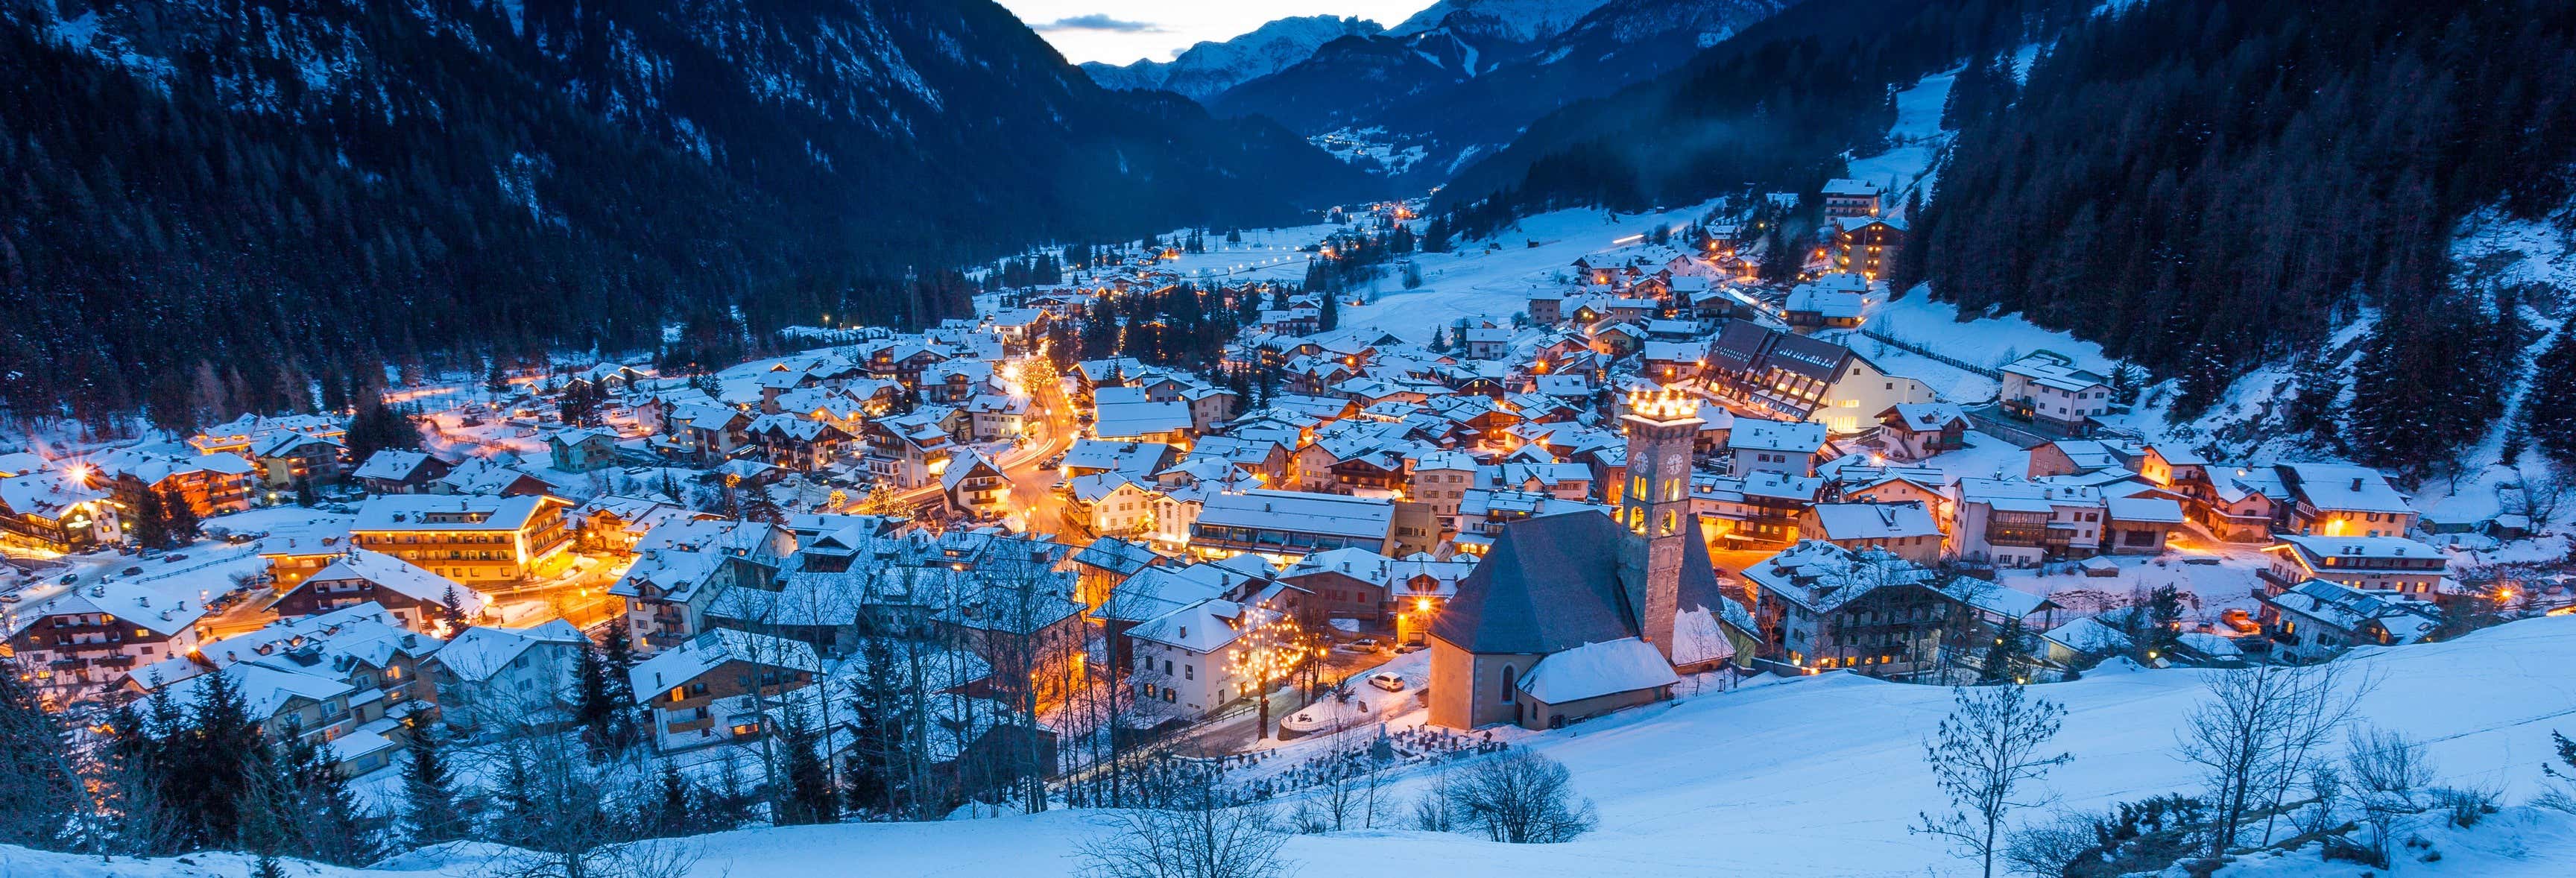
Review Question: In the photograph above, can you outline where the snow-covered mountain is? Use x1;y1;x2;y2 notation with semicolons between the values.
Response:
1208;0;1796;184
1080;15;1383;101
1386;0;1616;42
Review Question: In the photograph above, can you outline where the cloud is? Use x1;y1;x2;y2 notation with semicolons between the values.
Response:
1036;14;1165;34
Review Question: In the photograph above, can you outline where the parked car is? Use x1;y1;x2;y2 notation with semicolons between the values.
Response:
1366;672;1406;692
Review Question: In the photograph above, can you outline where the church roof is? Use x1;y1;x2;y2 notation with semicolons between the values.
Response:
1430;511;1726;656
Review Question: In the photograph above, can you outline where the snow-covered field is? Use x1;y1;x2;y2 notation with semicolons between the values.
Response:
17;616;2576;877
1341;203;1719;343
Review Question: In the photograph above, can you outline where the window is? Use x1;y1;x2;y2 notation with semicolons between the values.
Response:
1184;664;1195;680
1500;666;1517;704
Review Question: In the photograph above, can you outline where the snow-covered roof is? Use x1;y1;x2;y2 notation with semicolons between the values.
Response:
2105;496;2187;525
352;449;439;481
353;494;558;531
2281;464;2416;514
1729;420;1828;454
629;629;823;701
1515;637;1678;704
1196;490;1394;542
1127;598;1248;654
1809;503;1940;540
430;619;587;683
305;549;492;616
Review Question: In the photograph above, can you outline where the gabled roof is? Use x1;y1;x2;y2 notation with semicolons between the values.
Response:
629;629;822;701
1432;511;1725;655
303;549;492;616
1515;637;1678;703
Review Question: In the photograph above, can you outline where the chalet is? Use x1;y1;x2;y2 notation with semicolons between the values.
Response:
1070;537;1161;610
89;448;257;518
2258;579;2441;662
422;619;590;730
1693;470;1824;548
1999;352;2115;432
4;575;210;701
1874;404;1970;461
1741;540;1964;677
353;449;454;494
1126;598;1264;719
1950;479;2106;566
1784;276;1866;329
1799;502;1944;565
269;549;493;632
1093;386;1195;445
347;493;575;583
2105;496;2188;555
1705;320;1934;432
1819;178;1882;219
862;411;956;489
168;604;442;774
1726;420;1831;478
630;629;823;752
1462;326;1512;360
2277;463;2418;537
1190;489;1396;563
941;451;1010;520
1528;291;1564;325
433;456;555;498
1061;440;1175;479
251;431;347;488
1830;215;1905;279
666;403;754;464
546;429;622;472
190;413;347;458
0;470;122;552
2262;535;2453;597
745;414;855;471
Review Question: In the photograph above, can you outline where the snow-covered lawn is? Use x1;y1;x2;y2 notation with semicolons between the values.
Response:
21;616;2576;877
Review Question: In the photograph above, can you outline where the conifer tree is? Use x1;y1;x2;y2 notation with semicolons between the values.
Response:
159;487;200;546
130;487;171;552
778;709;839;825
402;724;465;845
0;657;80;850
2530;331;2576;463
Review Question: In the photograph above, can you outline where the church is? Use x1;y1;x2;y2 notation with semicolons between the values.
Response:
1427;399;1742;730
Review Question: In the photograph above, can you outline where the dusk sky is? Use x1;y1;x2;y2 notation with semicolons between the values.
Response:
994;1;1429;65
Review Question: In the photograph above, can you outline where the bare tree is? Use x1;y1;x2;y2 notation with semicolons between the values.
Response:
478;700;701;878
1913;683;2072;878
1075;765;1289;878
1289;724;1371;833
2340;724;2434;867
1444;748;1597;844
2253;663;2370;844
2174;665;2351;857
1409;760;1459;833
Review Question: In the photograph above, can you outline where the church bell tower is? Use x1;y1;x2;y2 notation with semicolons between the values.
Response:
1617;391;1702;660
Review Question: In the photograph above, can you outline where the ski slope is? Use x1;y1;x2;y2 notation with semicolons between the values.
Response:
14;616;2576;877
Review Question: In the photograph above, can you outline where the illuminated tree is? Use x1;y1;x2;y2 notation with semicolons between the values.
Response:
1225;601;1313;742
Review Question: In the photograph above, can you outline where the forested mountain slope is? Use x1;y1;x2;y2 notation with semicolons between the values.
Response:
0;0;1364;430
1207;0;1790;186
1898;0;2576;470
1435;0;2089;212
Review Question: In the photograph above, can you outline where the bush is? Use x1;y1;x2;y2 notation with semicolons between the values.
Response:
1442;749;1597;844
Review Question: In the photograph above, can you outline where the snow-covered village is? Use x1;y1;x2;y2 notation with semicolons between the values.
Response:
6;1;2576;877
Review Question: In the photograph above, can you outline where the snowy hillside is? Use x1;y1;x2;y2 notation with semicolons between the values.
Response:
1079;16;1383;100
13;616;2576;877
